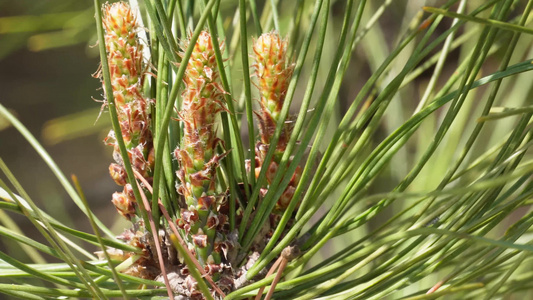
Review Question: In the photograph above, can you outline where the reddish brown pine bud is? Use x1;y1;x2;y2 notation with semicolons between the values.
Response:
109;163;127;186
111;191;136;220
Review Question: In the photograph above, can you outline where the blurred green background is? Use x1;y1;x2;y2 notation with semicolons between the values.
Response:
0;0;123;256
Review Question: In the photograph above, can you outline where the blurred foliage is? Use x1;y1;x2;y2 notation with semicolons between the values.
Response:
0;1;94;58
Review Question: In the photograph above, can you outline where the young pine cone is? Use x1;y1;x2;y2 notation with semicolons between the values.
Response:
174;31;230;280
252;32;300;210
102;1;154;219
